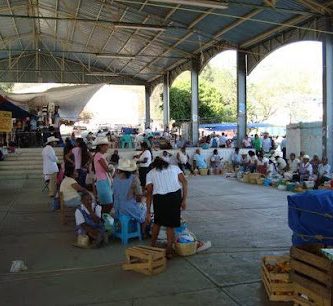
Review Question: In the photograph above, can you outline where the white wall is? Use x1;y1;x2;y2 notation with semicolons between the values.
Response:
287;122;322;158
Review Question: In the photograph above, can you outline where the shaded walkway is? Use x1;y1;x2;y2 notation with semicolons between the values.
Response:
0;176;292;305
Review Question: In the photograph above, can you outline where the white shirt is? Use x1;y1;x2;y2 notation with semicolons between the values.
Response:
146;165;182;195
60;177;80;202
318;164;331;178
178;151;188;164
276;157;287;171
72;147;82;170
231;152;241;163
42;145;59;175
289;159;300;172
75;203;102;226
262;138;272;152
139;150;152;167
219;136;228;146
257;157;269;166
280;138;287;150
249;155;258;164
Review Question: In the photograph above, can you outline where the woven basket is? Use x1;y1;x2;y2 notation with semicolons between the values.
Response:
199;168;208;176
175;241;197;256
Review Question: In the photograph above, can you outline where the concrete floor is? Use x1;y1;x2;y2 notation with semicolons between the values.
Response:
0;176;293;306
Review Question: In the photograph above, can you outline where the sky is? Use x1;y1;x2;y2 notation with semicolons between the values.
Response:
12;41;323;126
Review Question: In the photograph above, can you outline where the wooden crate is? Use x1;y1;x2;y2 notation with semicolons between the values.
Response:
294;283;331;306
122;246;166;276
261;255;294;302
290;245;333;306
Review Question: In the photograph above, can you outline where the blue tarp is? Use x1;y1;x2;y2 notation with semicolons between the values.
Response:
288;190;333;246
0;98;33;119
199;122;285;132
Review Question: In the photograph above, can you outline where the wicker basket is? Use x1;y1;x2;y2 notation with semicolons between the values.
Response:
175;241;198;256
199;168;208;176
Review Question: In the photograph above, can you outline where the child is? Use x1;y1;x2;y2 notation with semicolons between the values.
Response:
75;192;105;248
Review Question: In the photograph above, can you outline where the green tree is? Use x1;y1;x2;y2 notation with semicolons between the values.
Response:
165;68;237;124
0;83;14;93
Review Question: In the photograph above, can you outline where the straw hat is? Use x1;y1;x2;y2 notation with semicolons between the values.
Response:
72;235;90;249
117;159;137;172
46;136;59;144
94;137;110;146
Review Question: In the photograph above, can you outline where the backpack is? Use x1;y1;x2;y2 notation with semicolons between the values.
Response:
212;138;218;148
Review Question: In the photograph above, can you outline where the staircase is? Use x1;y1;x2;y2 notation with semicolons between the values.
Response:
0;147;63;180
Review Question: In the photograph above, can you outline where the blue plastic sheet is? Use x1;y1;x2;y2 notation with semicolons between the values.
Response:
288;190;333;246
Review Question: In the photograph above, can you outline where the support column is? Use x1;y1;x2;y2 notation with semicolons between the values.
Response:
163;73;170;129
144;85;151;129
322;25;333;164
191;58;200;145
237;51;247;148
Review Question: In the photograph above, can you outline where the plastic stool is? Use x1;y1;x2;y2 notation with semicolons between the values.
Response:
114;214;142;245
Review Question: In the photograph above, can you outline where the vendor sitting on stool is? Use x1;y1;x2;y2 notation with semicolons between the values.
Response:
193;149;207;171
75;192;105;248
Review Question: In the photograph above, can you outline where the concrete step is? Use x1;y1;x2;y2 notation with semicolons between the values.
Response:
0;164;43;170
0;173;44;180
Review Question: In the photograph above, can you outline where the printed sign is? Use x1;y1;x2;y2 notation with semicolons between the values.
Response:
0;111;13;132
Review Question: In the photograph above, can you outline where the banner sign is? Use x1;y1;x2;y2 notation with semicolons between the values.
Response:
0;111;13;132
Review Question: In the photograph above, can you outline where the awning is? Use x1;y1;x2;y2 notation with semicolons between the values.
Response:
2;84;104;121
0;96;33;119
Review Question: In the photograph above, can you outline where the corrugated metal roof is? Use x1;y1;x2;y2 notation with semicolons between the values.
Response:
0;0;330;84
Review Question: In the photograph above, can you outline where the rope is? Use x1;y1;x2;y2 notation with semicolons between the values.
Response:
289;205;333;219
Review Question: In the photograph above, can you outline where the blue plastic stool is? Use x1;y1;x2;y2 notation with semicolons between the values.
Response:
113;214;142;245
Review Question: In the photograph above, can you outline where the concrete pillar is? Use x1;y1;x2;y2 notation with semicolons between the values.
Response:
322;25;333;163
237;51;247;148
163;73;170;129
144;85;151;129
191;58;200;145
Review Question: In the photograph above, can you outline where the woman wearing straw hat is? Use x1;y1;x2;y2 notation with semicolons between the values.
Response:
113;159;147;228
93;138;113;213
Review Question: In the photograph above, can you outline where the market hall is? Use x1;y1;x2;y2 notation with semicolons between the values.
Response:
1;0;333;305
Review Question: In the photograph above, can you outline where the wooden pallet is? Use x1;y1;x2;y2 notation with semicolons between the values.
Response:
290;245;333;306
122;246;166;276
261;255;294;302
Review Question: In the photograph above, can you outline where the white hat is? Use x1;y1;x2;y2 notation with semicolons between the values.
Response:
117;159;137;172
303;155;310;159
46;136;59;144
94;137;110;146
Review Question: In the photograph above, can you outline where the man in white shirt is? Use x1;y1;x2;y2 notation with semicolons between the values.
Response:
315;157;332;188
262;133;272;154
219;133;228;148
42;136;59;197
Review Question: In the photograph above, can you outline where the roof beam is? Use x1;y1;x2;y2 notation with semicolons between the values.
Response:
54;0;59;50
240;15;309;49
297;0;333;15
146;8;262;82
0;13;184;30
133;7;215;77
6;0;24;49
117;5;179;73
85;0;106;48
69;0;82;42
